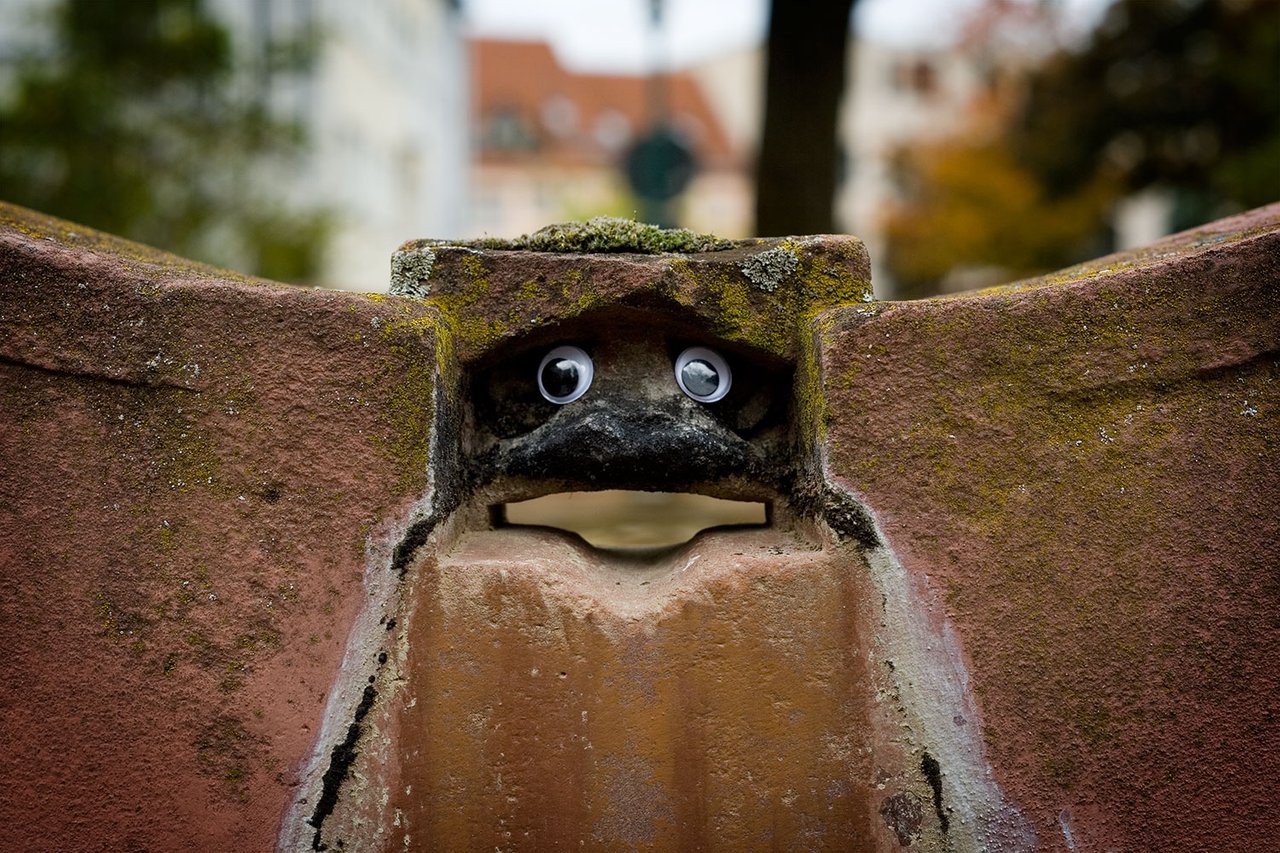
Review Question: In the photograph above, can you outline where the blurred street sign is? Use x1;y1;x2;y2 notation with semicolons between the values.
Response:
624;126;696;203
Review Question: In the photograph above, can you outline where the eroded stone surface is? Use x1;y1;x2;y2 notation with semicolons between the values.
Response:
392;230;872;363
818;203;1280;852
388;526;904;850
2;199;1277;853
0;202;441;851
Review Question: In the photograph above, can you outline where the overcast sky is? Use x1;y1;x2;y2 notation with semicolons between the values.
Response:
463;0;1116;72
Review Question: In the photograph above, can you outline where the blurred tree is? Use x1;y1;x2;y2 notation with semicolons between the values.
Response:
883;121;1116;298
1017;0;1280;229
884;0;1280;297
0;0;331;282
754;0;859;236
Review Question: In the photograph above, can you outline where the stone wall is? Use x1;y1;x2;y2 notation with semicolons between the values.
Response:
1;201;1276;851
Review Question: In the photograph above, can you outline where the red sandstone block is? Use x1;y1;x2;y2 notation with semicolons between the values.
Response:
2;202;1277;852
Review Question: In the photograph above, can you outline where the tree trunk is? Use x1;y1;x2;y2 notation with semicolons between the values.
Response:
754;0;857;236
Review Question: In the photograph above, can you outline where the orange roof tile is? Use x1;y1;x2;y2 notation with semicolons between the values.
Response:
471;38;739;171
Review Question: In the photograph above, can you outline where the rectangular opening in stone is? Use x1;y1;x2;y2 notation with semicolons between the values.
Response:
497;490;769;549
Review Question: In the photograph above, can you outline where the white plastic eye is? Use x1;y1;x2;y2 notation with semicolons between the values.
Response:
674;346;731;403
538;345;593;404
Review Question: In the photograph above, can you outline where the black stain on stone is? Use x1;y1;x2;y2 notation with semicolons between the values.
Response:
391;380;465;580
490;396;769;492
390;514;439;579
788;480;880;550
921;751;949;833
305;383;464;849
308;678;379;849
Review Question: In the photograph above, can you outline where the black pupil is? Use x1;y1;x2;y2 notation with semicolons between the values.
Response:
542;358;581;399
682;359;719;397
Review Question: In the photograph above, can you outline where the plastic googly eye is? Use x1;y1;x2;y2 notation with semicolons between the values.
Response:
538;345;593;404
674;346;731;403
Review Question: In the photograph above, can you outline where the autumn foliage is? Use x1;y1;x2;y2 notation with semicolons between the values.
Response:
883;0;1279;299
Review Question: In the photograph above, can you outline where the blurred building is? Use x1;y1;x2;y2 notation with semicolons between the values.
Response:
837;39;1014;292
693;3;1068;297
468;38;750;239
209;0;469;290
689;37;1000;295
466;30;1000;289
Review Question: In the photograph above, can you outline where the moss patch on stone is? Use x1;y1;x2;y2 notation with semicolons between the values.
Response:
374;312;442;495
738;245;799;292
427;217;735;255
666;238;872;359
389;247;436;298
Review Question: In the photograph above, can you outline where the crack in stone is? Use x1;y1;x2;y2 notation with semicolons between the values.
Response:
307;679;379;850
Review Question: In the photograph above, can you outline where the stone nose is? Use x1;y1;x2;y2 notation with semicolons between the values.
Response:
495;395;755;491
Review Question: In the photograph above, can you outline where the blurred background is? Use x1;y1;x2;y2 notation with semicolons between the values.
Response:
1;0;1276;299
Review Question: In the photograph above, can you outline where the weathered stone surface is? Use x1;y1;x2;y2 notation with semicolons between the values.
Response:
397;230;872;363
0;202;442;850
817;203;1280;851
2;198;1277;853
293;228;896;851
393;526;889;849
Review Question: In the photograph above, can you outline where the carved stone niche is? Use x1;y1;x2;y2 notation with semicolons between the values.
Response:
289;221;1009;852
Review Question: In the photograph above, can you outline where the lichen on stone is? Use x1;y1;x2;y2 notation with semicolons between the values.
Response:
739;246;799;292
389;247;436;298
451;217;735;254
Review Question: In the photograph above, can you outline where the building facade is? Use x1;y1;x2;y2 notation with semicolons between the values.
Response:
469;38;751;240
210;0;469;290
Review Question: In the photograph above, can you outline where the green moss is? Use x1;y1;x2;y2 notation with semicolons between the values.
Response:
195;715;259;799
426;254;507;345
670;262;792;355
519;279;547;300
373;315;440;495
133;389;224;494
553;267;611;317
389;230;871;366
803;313;845;444
668;245;871;359
441;217;735;254
95;592;150;641
235;627;282;651
382;358;435;492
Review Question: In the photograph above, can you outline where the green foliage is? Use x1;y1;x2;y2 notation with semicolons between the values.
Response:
0;0;331;282
884;0;1280;297
1018;0;1280;222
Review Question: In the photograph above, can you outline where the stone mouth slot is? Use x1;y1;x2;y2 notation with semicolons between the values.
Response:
494;490;770;551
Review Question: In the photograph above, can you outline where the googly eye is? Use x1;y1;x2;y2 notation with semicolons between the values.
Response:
674;346;731;403
538;345;593;404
